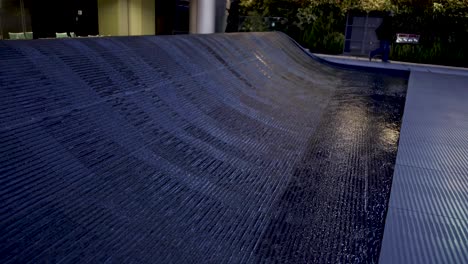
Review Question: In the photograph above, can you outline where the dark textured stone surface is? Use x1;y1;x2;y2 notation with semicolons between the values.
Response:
0;32;407;263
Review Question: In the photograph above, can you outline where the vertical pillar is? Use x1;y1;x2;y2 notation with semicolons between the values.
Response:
189;0;198;34
140;0;155;35
118;0;129;36
190;0;215;34
128;0;155;35
98;0;154;36
197;0;215;34
19;0;27;33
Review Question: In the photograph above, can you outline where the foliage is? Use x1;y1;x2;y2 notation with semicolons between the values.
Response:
391;42;467;67
238;0;468;66
358;0;394;12
239;12;269;32
297;3;345;53
390;1;468;66
323;31;345;54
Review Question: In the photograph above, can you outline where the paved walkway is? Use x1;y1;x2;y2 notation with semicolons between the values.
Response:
316;54;468;264
380;72;468;264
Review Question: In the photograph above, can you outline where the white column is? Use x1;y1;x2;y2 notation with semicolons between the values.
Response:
190;0;215;34
197;0;215;34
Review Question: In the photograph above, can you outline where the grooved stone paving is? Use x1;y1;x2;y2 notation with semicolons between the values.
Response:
0;32;407;263
379;72;468;264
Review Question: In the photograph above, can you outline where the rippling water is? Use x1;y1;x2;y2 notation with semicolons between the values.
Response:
0;32;407;263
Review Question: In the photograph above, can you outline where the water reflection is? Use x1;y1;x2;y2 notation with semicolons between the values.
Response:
255;71;407;263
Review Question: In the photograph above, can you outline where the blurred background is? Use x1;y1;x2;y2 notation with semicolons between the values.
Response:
1;0;467;67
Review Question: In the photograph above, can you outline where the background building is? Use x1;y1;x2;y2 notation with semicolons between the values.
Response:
0;0;229;39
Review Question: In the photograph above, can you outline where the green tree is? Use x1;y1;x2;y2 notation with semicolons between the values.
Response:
239;0;468;65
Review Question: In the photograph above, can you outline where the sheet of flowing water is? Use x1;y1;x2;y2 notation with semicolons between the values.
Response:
0;32;407;263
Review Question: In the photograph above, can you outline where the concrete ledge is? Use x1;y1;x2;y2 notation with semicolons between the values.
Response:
314;53;468;77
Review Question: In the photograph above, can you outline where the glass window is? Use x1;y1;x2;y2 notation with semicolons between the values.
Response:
0;0;32;40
